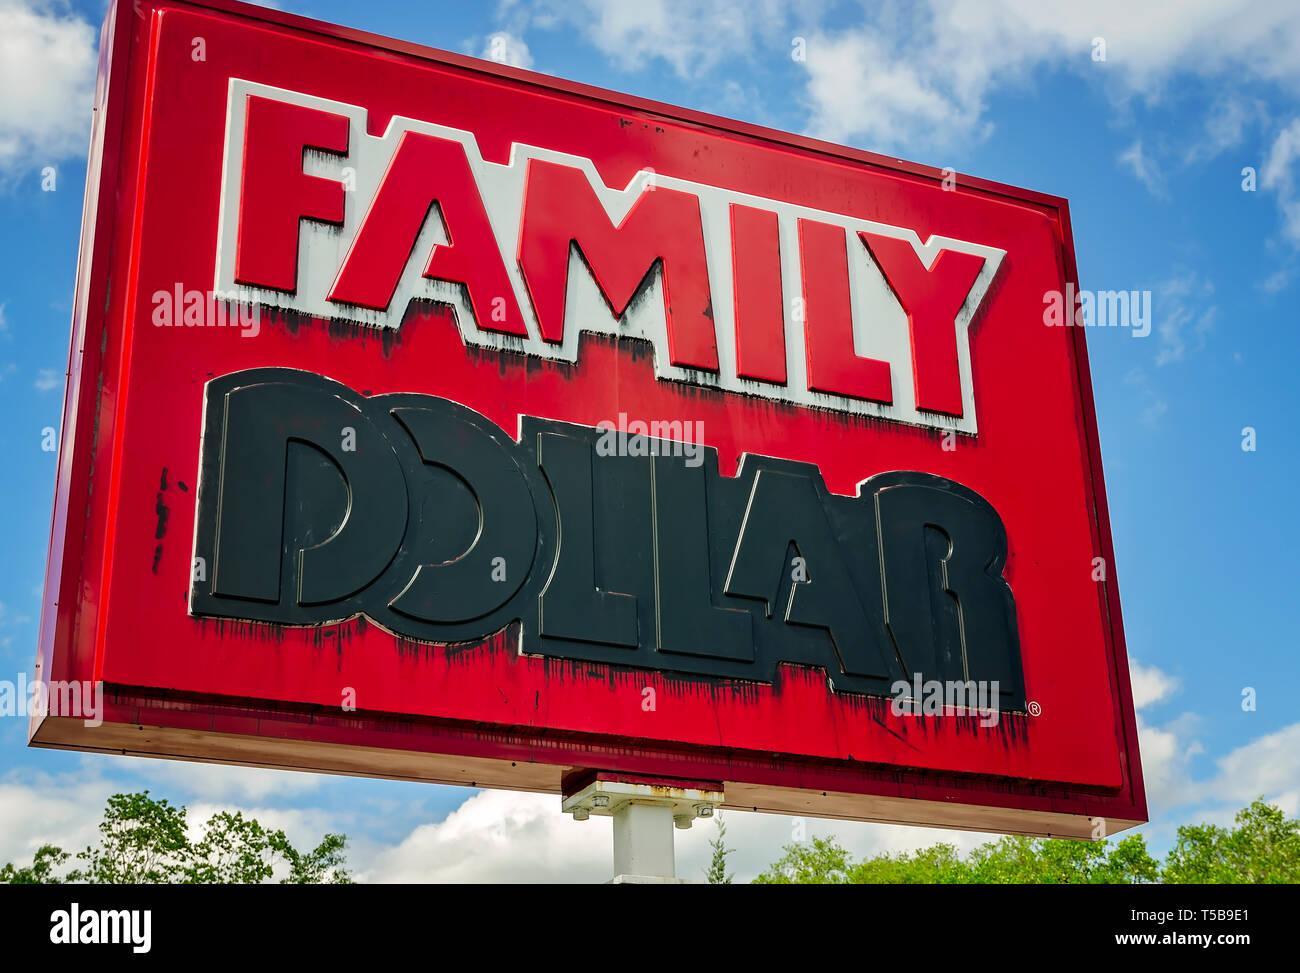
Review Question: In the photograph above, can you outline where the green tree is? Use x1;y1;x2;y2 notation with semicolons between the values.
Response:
0;845;70;884
1;790;352;884
705;813;734;884
1161;799;1300;884
71;791;191;883
283;832;353;884
849;842;972;884
752;802;1292;884
182;810;294;884
1098;834;1163;884
962;832;1158;884
754;836;854;884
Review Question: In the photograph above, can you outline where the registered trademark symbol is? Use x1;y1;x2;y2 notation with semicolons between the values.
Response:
1027;701;1042;716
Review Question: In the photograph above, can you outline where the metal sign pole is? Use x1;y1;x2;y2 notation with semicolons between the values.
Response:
564;776;724;883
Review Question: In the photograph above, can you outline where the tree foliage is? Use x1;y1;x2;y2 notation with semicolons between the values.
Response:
754;836;855;884
2;790;352;884
705;813;734;884
8;792;1295;885
755;799;1295;884
1161;800;1300;884
0;844;70;884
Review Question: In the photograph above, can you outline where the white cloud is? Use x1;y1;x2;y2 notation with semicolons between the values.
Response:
790;5;1300;259
1137;712;1204;811
1154;272;1217;366
362;788;612;882
1117;274;1215;424
514;0;797;80
1139;715;1300;824
478;30;534;70
498;2;1300;146
359;786;994;883
114;756;326;803
793;1;1300;153
1263;119;1300;187
1121;659;1192;808
1125;659;1300;826
1119;140;1168;199
0;769;116;866
1262;117;1300;246
33;367;58;391
1205;722;1300;815
1130;658;1180;710
1188;94;1268;163
1261;261;1296;293
802;28;992;152
0;0;97;180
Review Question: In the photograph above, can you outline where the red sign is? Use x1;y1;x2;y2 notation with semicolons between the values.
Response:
33;0;1145;837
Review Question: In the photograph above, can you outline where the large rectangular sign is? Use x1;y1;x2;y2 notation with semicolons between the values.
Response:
32;0;1145;837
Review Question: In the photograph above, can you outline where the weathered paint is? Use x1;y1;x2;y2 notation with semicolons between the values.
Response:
30;0;1145;838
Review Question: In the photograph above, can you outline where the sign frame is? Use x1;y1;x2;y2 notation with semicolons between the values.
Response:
31;0;1146;839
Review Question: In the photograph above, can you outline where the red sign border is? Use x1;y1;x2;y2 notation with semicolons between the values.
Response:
31;0;1146;839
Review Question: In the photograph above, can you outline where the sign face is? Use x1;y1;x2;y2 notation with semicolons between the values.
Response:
34;0;1145;837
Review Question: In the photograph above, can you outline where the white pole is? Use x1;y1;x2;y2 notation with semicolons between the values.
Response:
612;801;676;880
563;779;724;883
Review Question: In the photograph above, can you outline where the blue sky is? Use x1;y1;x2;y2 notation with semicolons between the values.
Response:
1;0;1298;881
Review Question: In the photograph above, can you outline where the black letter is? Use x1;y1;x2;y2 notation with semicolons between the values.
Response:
205;375;407;608
872;472;1023;709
